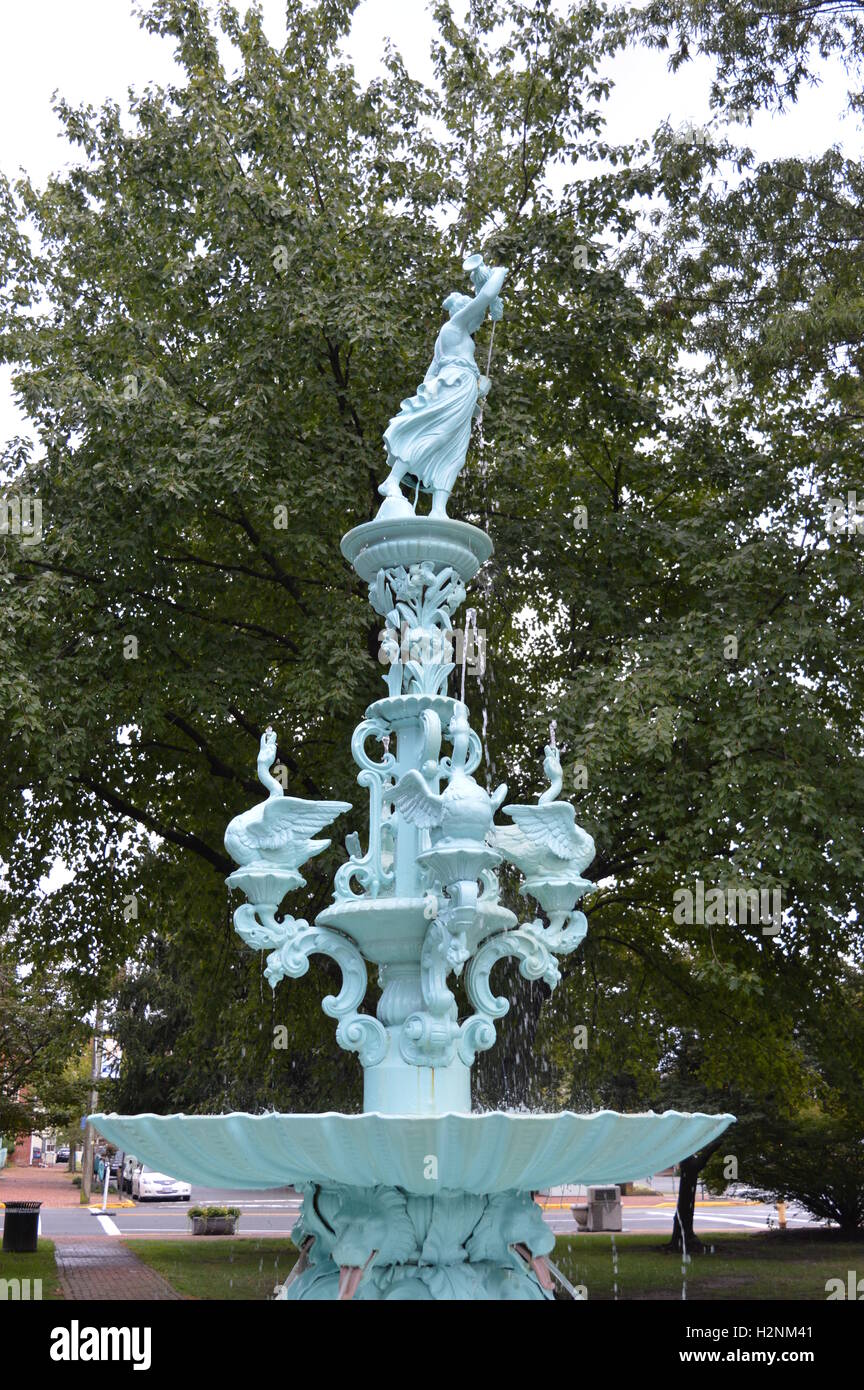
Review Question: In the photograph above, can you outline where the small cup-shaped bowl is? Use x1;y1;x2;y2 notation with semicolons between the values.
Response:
520;873;593;917
226;864;304;905
416;843;501;887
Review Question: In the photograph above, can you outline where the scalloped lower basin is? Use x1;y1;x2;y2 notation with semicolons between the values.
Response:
90;1110;734;1196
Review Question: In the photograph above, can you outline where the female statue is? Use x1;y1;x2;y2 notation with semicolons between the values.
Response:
378;258;508;519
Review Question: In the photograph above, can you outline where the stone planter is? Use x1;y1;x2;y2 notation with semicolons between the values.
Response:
190;1215;239;1236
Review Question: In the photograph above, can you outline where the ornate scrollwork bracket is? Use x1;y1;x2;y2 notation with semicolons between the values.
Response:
247;912;388;1067
334;719;397;902
457;926;562;1066
399;916;461;1067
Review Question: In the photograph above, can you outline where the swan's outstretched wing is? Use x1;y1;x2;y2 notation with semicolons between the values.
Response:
391;770;444;829
259;797;351;844
506;802;595;869
229;797;351;855
488;823;534;859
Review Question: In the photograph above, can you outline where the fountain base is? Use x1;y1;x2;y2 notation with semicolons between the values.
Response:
277;1183;553;1301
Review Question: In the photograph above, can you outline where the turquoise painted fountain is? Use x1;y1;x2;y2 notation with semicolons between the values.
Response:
94;254;733;1300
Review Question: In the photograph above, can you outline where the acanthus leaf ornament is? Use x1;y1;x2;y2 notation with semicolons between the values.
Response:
372;562;468;697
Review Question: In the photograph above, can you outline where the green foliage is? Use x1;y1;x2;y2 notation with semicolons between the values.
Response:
739;1114;864;1232
0;0;861;1142
635;0;864;113
0;953;89;1135
706;972;864;1228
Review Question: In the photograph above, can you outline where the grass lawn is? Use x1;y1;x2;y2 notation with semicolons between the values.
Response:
0;1239;63;1299
126;1238;298;1300
554;1229;864;1300
127;1229;863;1300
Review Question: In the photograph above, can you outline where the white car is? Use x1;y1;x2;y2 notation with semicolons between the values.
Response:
131;1163;191;1201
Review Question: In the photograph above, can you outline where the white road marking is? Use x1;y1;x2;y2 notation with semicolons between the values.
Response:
95;1214;122;1235
690;1215;771;1229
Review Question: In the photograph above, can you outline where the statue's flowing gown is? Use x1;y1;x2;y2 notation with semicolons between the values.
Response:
383;355;479;495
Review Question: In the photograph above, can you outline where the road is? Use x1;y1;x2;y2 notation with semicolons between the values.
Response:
37;1186;818;1239
540;1197;816;1237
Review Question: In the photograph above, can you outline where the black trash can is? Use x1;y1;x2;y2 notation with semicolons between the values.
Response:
2;1201;42;1252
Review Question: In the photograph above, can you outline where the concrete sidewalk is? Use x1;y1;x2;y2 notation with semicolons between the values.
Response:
53;1238;183;1300
0;1164;82;1208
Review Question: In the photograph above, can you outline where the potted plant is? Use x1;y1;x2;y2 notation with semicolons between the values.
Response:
188;1204;241;1235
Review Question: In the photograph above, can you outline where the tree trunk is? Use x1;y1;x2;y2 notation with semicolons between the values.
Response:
666;1139;724;1253
81;1011;103;1203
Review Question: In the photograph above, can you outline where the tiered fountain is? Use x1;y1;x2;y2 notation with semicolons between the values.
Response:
94;255;733;1300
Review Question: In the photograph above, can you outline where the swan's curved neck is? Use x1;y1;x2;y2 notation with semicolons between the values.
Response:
450;730;470;772
257;756;283;799
538;747;563;804
448;703;471;775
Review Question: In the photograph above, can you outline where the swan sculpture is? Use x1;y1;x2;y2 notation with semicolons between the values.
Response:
491;736;595;881
224;727;351;876
390;703;506;845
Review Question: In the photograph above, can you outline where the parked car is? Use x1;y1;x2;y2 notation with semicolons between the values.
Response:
55;1146;70;1163
131;1163;191;1201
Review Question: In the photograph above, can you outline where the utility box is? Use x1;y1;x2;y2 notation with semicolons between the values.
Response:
571;1185;623;1232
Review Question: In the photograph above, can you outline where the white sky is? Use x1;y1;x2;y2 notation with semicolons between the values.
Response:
0;0;854;446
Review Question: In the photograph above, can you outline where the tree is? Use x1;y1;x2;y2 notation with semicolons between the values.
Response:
0;954;88;1137
635;0;864;113
705;972;864;1233
621;0;864;1240
0;0;860;1220
740;1114;864;1233
1;0;655;1111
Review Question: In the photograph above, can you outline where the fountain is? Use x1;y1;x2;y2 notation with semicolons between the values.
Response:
93;254;734;1300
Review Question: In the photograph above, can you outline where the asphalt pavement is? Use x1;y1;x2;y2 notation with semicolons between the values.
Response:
35;1185;817;1239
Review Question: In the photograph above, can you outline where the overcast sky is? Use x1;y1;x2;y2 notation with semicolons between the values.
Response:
0;0;854;446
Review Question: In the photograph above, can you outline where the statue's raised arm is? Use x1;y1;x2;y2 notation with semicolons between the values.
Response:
449;265;507;336
377;255;509;519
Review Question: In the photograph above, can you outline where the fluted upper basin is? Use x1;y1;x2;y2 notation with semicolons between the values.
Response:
341;515;493;583
90;1109;734;1197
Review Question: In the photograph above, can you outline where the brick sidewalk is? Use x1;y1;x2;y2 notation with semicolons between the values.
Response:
0;1165;82;1208
53;1239;183;1300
